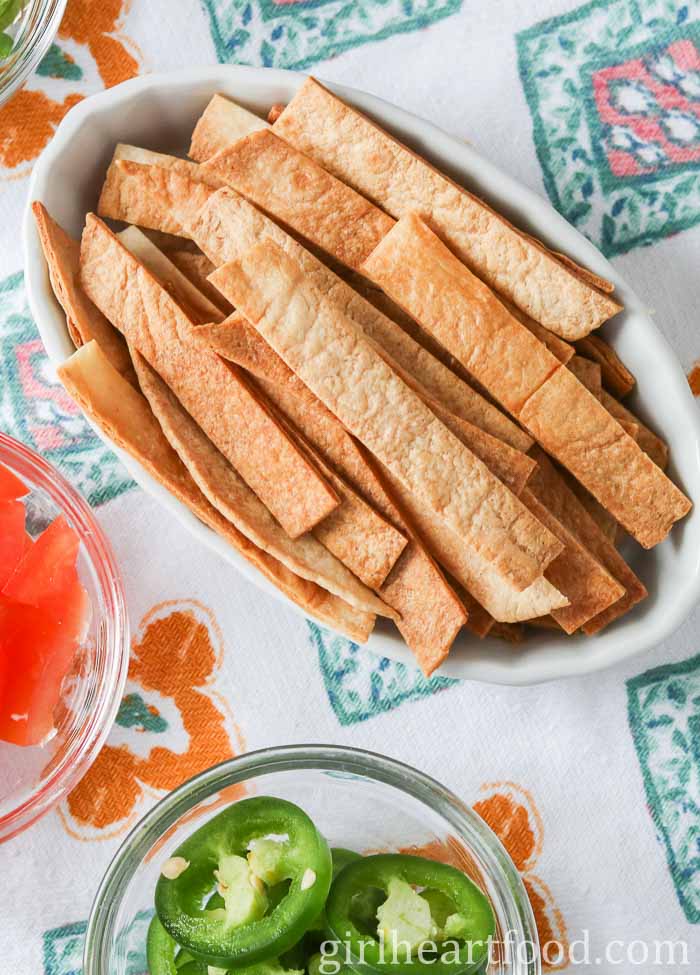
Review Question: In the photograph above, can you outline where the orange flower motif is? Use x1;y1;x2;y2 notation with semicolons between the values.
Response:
58;599;243;841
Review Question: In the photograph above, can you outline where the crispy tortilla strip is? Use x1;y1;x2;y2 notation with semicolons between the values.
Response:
80;215;340;538
519;367;690;548
505;300;575;365
268;103;286;125
200;129;395;270
575;334;635;398
132;349;397;619
362;213;562;414
167;249;234;315
274;77;621;339
597;388;668;471
520;488;624;633
117;226;225;325
528;448;647;633
98;161;215;237
59;342;374;643
567;355;601;393
190;187;530;452
490;621;525;643
211;240;563;590
190;94;269;162
548;248;615;295
566;477;618;544
111;144;225;188
32;202;131;374
379;465;568;622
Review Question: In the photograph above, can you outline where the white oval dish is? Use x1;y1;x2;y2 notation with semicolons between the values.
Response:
22;66;700;685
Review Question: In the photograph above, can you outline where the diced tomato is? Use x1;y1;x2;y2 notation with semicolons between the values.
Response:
0;501;26;589
3;515;80;612
0;462;28;502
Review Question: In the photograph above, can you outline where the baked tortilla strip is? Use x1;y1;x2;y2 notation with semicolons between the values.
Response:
59;342;374;643
190;94;269;162
274;77;621;339
132;349;397;620
200;129;395;270
566;477;618;544
80;215;340;538
32;202;131;374
490;621;525;644
117;226;225;325
362;212;562;415
452;584;495;638
520;488;624;633
505;300;575;365
111;144;225;189
519;367;690;548
567;355;602;393
575;334;635;398
597;388;667;471
98;160;215;238
167;249;234;315
211;240;563;590
527;448;647;633
379;465;568;623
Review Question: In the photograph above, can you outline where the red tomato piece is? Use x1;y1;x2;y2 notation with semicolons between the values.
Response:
0;501;26;589
3;515;80;612
0;462;28;502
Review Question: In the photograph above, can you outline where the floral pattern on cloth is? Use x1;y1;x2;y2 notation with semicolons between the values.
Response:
0;271;134;505
200;0;463;69
58;600;243;841
308;622;458;725
627;651;700;923
517;0;700;256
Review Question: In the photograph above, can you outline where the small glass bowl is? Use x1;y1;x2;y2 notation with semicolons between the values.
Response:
0;432;129;841
85;746;541;975
0;0;67;107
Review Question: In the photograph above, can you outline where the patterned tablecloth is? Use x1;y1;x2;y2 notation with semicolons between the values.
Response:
2;1;700;972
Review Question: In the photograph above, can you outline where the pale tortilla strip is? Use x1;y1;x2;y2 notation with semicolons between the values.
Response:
519;367;690;548
527;448;647;633
32;202;131;375
80;215;340;539
112;144;224;188
211;239;563;590
362;212;562;415
132;349;397;620
520;489;624;633
188;187;532;451
274;77;621;339
505;300;575;365
167;249;234;315
196;315;468;668
379;466;568;622
597;388;668;471
575;334;635;398
98;161;215;238
117;226;225;325
58;342;374;643
200;129;395;271
567;355;602;393
190;94;269;162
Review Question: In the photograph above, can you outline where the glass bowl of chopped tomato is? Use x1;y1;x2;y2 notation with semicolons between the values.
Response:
0;432;129;841
0;0;67;107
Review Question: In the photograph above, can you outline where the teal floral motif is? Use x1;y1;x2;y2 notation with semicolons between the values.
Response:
0;271;134;506
517;0;700;256
37;44;84;81
308;622;458;726
627;652;700;923
116;693;168;734
43;911;151;975
201;0;463;71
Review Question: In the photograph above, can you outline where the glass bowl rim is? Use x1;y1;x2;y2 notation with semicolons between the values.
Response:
0;431;130;840
84;744;541;975
0;0;68;107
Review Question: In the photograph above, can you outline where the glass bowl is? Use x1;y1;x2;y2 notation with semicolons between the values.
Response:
85;745;541;975
0;0;67;107
0;432;129;841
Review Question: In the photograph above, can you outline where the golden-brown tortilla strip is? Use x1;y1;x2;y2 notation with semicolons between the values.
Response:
167;249;234;315
567;355;602;393
200;129;395;270
362;213;562;414
189;93;269;162
452;583;495;638
566;477;618;544
98;161;215;237
32;202;132;374
505;300;575;365
58;342;374;643
112;144;225;188
191;188;530;453
117;226;225;325
490;621;525;644
548;248;615;295
212;240;564;590
527;448;647;633
575;334;635;398
519;367;690;548
268;103;286;125
597;388;668;470
274;77;621;339
80;214;340;538
520;488;624;633
526;615;564;632
381;466;568;623
132;349;397;619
